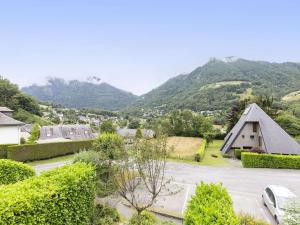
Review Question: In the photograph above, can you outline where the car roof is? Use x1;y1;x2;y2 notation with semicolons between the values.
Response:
267;185;296;198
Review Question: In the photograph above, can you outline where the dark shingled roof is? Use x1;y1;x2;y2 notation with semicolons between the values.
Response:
0;112;24;126
221;103;300;155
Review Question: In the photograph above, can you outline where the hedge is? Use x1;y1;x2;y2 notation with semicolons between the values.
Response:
184;182;238;225
241;152;300;169
234;149;248;160
7;139;94;162
195;139;207;162
0;159;35;185
0;144;16;159
0;162;96;225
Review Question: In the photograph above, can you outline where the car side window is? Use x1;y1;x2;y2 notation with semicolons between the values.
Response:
266;188;276;207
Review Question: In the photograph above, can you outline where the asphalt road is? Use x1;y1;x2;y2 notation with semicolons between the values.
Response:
33;160;300;224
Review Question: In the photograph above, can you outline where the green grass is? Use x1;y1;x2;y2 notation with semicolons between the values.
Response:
27;154;75;166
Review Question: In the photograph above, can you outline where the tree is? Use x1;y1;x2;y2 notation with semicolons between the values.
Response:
135;128;143;138
128;119;140;129
28;123;40;143
276;113;300;136
112;137;175;224
100;120;116;133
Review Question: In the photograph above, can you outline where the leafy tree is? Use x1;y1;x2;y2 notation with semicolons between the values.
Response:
135;128;143;138
128;119;140;129
100;120;116;133
276;113;300;136
28;123;40;143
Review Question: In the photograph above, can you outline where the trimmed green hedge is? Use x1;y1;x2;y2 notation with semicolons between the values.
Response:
184;182;238;225
0;144;15;159
7;139;94;162
195;139;207;162
0;159;35;185
0;162;96;224
241;152;300;169
234;149;248;160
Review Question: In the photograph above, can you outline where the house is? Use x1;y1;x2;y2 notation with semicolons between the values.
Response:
221;103;300;156
38;124;95;143
0;107;14;117
117;128;155;139
0;112;24;144
20;124;33;141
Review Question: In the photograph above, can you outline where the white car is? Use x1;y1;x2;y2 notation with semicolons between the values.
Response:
262;185;299;224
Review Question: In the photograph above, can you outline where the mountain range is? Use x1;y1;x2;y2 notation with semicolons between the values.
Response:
22;58;300;113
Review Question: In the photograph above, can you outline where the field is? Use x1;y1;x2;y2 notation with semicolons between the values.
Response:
199;140;228;166
282;90;300;101
167;136;202;160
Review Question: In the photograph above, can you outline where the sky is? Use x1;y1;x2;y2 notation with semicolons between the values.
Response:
0;0;300;95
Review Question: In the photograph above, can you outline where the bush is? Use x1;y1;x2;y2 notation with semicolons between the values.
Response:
234;149;248;160
238;213;269;225
184;182;239;225
74;150;117;197
241;152;300;169
0;162;96;224
7;139;93;162
195;139;207;162
128;211;157;225
0;159;35;185
92;203;120;225
0;144;10;159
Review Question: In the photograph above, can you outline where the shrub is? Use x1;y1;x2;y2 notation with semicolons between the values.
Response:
74;150;117;197
195;139;207;162
7;139;93;162
241;152;300;169
0;159;35;185
0;144;10;159
234;149;248;160
0;162;96;224
238;213;269;225
128;211;157;225
184;182;239;225
92;203;120;225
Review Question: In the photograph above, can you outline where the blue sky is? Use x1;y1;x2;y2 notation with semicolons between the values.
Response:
1;0;300;95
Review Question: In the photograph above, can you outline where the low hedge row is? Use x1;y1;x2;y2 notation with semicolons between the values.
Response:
184;182;238;225
0;144;15;159
234;149;248;160
7;139;94;162
195;139;207;162
0;162;96;224
0;159;35;185
241;152;300;169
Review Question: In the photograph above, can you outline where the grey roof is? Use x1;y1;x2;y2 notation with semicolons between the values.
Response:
117;128;155;138
221;103;300;155
0;112;24;126
39;124;95;141
0;107;14;112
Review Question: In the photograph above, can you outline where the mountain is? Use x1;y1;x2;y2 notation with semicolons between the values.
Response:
127;58;300;114
22;78;138;111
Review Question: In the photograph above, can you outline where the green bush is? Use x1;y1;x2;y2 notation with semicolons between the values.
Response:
195;139;207;162
128;211;157;225
241;152;300;169
238;213;269;225
7;139;93;162
0;162;96;225
0;144;10;159
0;159;35;185
234;149;248;160
184;182;239;225
92;203;120;225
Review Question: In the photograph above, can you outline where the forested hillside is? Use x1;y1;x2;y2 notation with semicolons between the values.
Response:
0;76;44;124
22;78;138;111
126;58;300;114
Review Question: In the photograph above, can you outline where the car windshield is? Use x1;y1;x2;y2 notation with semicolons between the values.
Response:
277;196;298;210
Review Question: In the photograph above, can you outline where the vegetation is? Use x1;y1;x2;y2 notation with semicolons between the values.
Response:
184;182;238;225
275;113;300;136
22;77;138;110
92;203;120;225
199;140;228;166
234;149;248;160
241;152;300;169
100;119;116;133
0;144;12;159
7;139;93;162
195;139;207;162
0;163;96;225
0;159;35;185
238;213;269;225
27;123;40;143
135;128;143;138
128;211;157;225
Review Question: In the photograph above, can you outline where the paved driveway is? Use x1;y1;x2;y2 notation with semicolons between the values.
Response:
33;160;300;224
163;162;300;224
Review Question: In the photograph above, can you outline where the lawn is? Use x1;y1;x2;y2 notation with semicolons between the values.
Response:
198;140;228;166
167;136;202;161
27;154;75;166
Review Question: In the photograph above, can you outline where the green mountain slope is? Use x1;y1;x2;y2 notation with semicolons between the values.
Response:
128;58;300;114
22;78;138;111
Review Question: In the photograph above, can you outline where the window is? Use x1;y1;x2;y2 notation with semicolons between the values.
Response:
266;188;276;207
253;123;258;132
242;135;245;139
259;136;262;147
250;135;255;139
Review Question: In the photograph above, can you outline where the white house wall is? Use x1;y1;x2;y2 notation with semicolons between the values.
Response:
0;126;20;144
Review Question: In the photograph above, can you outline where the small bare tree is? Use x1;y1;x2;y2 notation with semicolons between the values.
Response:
112;137;174;223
